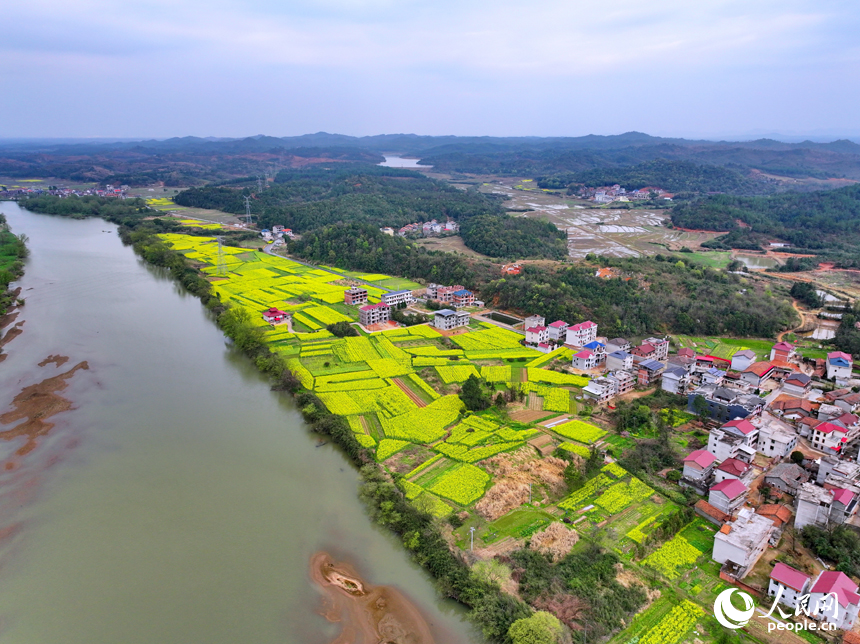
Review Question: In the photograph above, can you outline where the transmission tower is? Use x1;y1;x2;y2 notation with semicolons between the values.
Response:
243;195;253;226
215;236;227;276
257;176;264;193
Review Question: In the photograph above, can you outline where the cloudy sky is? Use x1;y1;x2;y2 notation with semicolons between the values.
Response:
4;0;859;139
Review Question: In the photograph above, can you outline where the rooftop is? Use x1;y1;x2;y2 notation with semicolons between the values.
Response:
757;504;793;527
685;449;717;468
816;422;848;435
717;458;750;477
608;350;630;359
744;361;775;377
716;509;774;551
770;562;810;591
711;478;748;500
548;320;568;328
832;488;855;506
811;570;860;608
723;419;757;436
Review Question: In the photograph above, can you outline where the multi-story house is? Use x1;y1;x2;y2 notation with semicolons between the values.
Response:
344;286;368;305
709;479;748;515
359;303;390;326
525;326;549;345
768;563;811;611
546;320;569;342
433;309;470;331
565;321;598;346
808;571;860;630
712;508;774;579
381;289;414;308
571;349;599;370
643;337;670;361
827;351;854;381
606;350;633;372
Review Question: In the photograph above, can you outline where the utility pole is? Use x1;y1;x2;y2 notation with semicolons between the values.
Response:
215;236;226;276
469;526;475;551
243;195;253;227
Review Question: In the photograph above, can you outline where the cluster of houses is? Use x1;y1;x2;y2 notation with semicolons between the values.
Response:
393;219;459;237
260;225;294;242
424;283;482;309
573;184;672;204
1;184;129;199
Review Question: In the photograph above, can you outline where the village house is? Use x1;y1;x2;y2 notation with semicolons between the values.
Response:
714;458;755;486
807;571;860;630
795;482;858;530
262;308;289;325
783;372;812;397
546;321;569;343
525;325;549;345
731;349;758;372
768;563;811;611
610;370;635;396
810;421;852;454
636;359;664;385
661;367;689;395
426;283;464;303
566;321;598;346
583;376;617;404
741;361;777;388
681;449;717;493
605;338;631;353
572;349;599;370
770;395;817;422
381;289;414;308
643;337;670;361
817;456;860;486
359;303;390;326
707;419;759;461
688;385;765;423
524;314;545;329
764;463;809;495
818;404;844;421
433;309;471;331
771;341;797;363
756;422;799;459
344;286;368;306
712;508;774;579
709;479;748;515
695;355;715;371
827;351;854;382
630;343;656;361
583;341;606;364
702;367;726;386
451;289;477;307
756;504;793;532
606;350;633;372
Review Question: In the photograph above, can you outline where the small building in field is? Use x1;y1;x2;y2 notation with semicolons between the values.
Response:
433;308;470;331
262;308;290;324
344;286;368;306
768;562;811;611
359;303;391;326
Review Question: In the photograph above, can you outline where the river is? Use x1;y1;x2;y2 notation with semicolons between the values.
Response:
0;202;476;644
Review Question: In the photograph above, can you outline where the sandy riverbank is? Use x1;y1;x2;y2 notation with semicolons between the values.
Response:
310;551;436;644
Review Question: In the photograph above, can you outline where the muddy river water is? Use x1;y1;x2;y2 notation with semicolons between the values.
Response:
0;202;476;644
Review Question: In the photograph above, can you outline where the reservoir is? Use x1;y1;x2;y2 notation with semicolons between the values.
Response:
378;155;432;168
0;202;476;644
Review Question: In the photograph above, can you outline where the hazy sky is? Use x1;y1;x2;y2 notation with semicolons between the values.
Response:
4;0;860;139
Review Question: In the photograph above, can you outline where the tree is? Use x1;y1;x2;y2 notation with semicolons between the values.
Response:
460;375;491;411
692;395;710;421
326;321;359;337
666;470;682;482
790;450;805;464
508;611;564;644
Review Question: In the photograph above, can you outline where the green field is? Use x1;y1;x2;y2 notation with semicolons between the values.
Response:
480;508;555;544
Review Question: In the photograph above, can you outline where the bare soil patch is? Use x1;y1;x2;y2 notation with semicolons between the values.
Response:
510;409;550;423
38;355;70;368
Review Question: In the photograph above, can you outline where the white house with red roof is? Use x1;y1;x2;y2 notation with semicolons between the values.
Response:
359;303;391;326
768;562;811;611
525;325;549;345
795;482;859;530
714;458;755;486
643;337;670;361
682;449;716;483
707;419;759;462
546;320;569;342
827;351;854;381
709;479;748;514
571;349;598;370
771;341;797;362
565;321;598;346
811;421;851;453
808;570;860;629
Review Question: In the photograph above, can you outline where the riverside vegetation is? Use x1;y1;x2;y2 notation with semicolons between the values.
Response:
0;211;28;317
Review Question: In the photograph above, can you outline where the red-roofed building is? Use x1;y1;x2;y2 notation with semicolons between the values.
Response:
827;351;854;381
715;458;754;486
631;343;656;360
682;450;716;491
546;320;569;342
741;361;777;387
768;562;811;611
809;570;860;629
771;342;796;362
709;479;748;514
757;504;793;528
359;303;390;326
571;349;598;370
812;421;850;453
262;307;290;324
694;499;730;525
678;347;695;358
525;326;549;345
565;320;598;346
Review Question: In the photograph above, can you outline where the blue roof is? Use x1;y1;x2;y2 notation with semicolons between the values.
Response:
830;357;851;367
639;359;664;371
452;289;472;296
436;309;456;316
584;341;605;349
608;350;630;359
385;289;412;296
